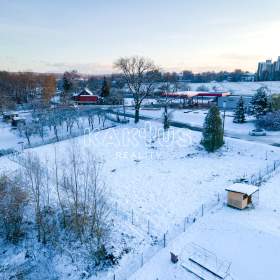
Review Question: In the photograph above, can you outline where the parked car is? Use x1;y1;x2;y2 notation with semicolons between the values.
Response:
249;129;266;136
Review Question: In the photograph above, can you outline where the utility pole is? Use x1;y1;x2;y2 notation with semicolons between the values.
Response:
222;100;227;135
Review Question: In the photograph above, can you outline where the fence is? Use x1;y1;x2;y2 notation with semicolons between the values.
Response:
102;158;280;280
96;192;224;280
248;159;280;186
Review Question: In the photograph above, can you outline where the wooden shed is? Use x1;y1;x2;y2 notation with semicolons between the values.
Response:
225;183;259;210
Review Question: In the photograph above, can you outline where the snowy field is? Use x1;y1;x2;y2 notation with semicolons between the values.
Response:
187;81;280;95
1;121;280;279
129;172;280;280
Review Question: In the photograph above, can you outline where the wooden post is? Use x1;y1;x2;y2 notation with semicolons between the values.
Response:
113;274;115;280
201;204;204;217
164;233;166;248
184;217;186;232
147;220;150;235
141;253;144;267
131;209;134;225
217;193;220;202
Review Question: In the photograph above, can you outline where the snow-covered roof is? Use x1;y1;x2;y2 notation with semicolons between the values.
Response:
13;117;25;121
83;88;94;95
225;183;259;196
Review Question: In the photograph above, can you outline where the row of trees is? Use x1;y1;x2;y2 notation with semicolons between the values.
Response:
182;69;251;83
17;107;109;146
233;86;280;125
0;147;112;265
0;71;56;111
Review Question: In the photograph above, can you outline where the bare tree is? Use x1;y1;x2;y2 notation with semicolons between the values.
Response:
17;152;47;242
58;142;111;260
18;121;36;146
114;56;159;123
160;73;179;130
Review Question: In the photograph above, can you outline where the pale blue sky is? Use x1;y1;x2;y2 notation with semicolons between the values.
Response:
0;0;280;74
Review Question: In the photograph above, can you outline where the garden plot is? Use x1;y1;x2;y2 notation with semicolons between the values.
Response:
0;111;114;153
1;121;280;279
1;121;279;237
129;172;280;280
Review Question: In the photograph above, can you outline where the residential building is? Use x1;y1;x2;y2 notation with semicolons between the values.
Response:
257;57;280;81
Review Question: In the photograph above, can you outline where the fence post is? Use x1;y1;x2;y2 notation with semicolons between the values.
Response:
141;253;144;267
147;220;150;235
184;217;186;232
217;193;220;203
201;204;204;217
164;233;166;248
131;209;134;225
113;274;115;280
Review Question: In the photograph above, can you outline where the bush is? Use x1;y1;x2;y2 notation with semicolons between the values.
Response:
271;94;280;111
196;85;209;92
257;111;280;131
0;175;28;242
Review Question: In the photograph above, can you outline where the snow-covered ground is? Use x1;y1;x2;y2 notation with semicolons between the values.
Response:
1;121;280;279
129;172;280;280
124;107;280;145
0;112;114;152
1;121;278;234
187;81;280;95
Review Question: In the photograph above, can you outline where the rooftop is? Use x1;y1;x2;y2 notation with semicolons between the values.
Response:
225;183;259;196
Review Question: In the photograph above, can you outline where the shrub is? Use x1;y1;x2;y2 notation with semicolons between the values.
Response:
257;111;280;131
0;175;28;242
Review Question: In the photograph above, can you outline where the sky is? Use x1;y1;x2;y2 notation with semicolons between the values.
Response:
0;0;280;74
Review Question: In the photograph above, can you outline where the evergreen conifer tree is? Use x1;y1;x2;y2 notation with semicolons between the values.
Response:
250;87;269;118
233;96;246;123
201;105;224;152
101;77;110;97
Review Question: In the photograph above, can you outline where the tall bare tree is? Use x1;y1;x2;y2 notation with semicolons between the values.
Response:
114;56;159;123
160;73;179;130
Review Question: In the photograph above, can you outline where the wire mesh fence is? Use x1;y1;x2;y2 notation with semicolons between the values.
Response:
106;159;280;279
102;192;224;280
249;159;280;186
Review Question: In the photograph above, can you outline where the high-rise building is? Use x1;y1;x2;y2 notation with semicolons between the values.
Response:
257;57;280;81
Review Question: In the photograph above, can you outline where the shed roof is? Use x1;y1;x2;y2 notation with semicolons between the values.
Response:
225;183;259;196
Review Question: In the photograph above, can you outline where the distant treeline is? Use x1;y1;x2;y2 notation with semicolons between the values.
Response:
0;71;56;109
180;69;253;83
